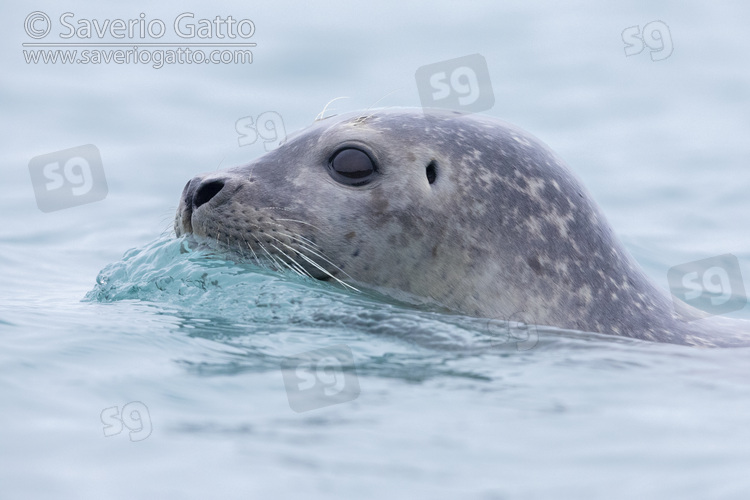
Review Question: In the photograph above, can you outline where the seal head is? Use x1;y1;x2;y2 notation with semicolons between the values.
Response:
175;108;749;347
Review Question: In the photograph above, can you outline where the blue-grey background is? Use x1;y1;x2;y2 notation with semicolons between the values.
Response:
1;1;749;499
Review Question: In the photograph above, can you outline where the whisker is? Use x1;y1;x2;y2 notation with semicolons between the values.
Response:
266;234;315;280
266;235;358;291
367;88;402;111
268;246;303;276
256;207;329;233
293;248;359;292
160;224;175;238
354;89;403;124
262;235;303;275
268;243;309;278
261;219;325;245
190;207;358;291
286;233;322;251
315;96;350;121
215;157;225;171
285;234;357;282
256;239;290;272
255;218;357;283
241;236;261;264
254;215;329;252
273;218;327;234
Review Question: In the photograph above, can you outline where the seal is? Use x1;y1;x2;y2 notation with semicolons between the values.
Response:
175;108;750;347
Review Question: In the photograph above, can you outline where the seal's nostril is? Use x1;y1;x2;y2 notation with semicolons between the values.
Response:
193;180;225;209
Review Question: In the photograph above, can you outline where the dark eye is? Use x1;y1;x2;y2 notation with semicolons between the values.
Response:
328;148;376;186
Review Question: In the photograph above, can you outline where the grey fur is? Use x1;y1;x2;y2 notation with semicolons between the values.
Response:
175;108;750;347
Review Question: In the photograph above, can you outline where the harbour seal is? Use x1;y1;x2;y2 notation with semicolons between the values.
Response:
174;108;749;347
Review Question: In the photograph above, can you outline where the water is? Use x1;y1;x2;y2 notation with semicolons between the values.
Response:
2;1;750;498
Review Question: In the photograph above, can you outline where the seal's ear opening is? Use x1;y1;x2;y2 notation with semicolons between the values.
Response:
426;161;437;185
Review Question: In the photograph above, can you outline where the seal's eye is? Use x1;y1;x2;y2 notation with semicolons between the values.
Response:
328;148;376;186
